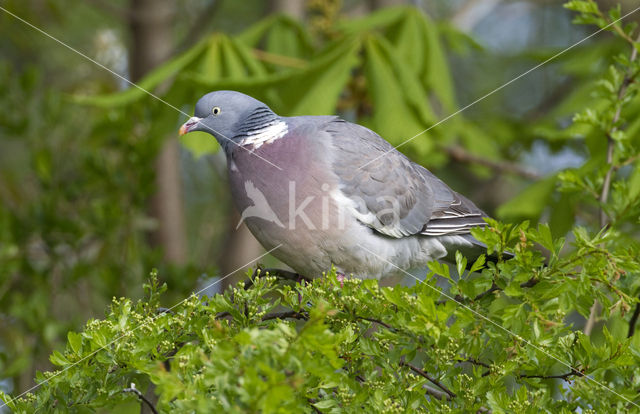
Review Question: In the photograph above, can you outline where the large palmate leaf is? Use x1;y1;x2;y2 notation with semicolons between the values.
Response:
72;39;210;108
339;7;457;115
74;6;463;162
185;37;359;116
361;34;436;158
237;14;315;63
177;37;359;155
496;174;558;220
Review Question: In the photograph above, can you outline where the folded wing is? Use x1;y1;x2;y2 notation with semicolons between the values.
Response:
325;118;487;239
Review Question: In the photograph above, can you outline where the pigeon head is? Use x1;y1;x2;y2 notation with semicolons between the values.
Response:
179;91;280;152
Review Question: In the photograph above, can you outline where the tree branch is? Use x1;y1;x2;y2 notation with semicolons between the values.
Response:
422;385;450;401
357;316;396;331
444;145;541;180
628;298;640;338
587;31;640;336
473;282;500;301
450;276;539;304
309;399;323;413
244;267;311;290
598;29;640;227
457;357;491;369
458;357;583;382
519;368;583;381
123;385;159;414
400;361;456;400
262;310;309;321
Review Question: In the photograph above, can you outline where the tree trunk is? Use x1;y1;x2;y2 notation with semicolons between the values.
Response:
268;0;306;19
129;0;188;266
128;1;181;412
218;209;266;292
369;0;405;9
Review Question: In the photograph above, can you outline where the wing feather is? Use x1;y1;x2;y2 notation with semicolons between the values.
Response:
324;119;487;238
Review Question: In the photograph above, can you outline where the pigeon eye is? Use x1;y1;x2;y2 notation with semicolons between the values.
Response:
212;106;221;115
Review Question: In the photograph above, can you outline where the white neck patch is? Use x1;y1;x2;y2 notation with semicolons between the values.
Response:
239;120;288;150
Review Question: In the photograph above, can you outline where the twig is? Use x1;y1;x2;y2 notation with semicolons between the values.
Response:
215;311;230;319
262;310;309;321
458;356;583;382
615;153;640;170
520;277;539;288
457;357;491;369
400;361;456;399
628;298;640;338
586;31;640;336
470;277;539;302
244;267;311;289
357;316;396;331
308;399;323;413
123;385;159;414
444;145;540;180
599;81;639;228
473;282;500;301
422;385;450;401
519;369;583;381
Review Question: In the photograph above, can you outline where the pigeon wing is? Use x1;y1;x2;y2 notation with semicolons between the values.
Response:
324;119;487;238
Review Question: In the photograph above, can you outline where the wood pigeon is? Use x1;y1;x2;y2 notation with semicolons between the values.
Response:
180;91;505;280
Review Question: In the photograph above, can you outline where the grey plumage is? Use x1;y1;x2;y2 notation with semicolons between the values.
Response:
327;119;487;238
180;91;506;280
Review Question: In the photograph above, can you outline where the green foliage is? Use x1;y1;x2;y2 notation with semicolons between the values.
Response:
2;220;640;412
2;1;640;412
0;63;160;383
77;7;469;166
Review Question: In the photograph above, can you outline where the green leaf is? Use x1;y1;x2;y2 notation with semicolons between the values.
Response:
496;175;557;220
50;350;70;366
313;399;339;410
67;331;83;355
535;223;554;252
362;35;435;155
427;260;450;279
563;0;600;15
180;131;219;157
469;254;486;274
283;39;359;116
72;38;209;107
455;250;467;277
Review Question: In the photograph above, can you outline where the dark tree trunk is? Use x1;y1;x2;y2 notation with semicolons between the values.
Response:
129;0;188;266
218;209;267;292
128;1;182;411
369;0;405;8
268;0;306;18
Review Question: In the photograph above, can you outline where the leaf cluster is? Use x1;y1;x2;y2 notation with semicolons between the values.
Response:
3;219;640;412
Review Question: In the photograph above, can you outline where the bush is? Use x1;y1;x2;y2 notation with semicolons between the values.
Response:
2;1;640;412
2;220;639;412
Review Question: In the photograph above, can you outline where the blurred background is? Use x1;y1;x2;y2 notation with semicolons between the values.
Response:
1;0;638;397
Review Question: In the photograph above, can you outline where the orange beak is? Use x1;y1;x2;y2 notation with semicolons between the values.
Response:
179;116;202;136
